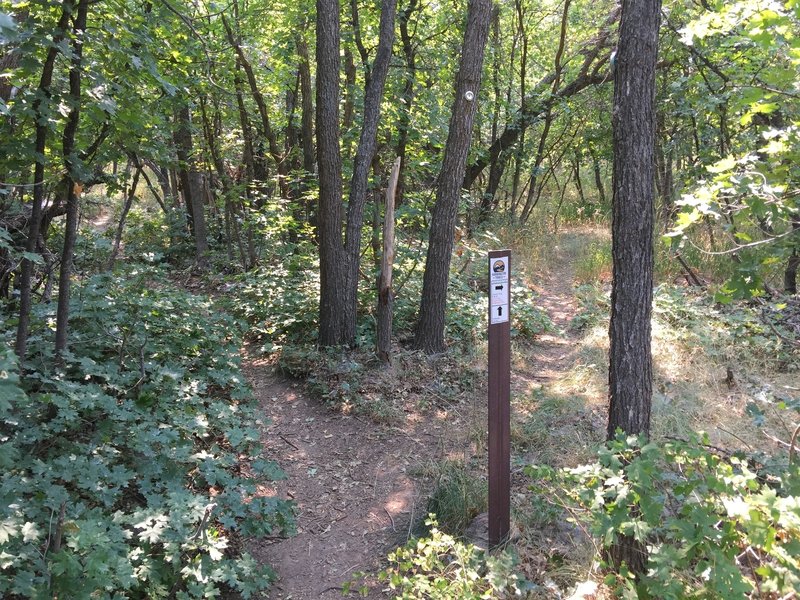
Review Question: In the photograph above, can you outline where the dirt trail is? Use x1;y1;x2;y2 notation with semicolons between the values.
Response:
243;230;598;598
244;355;443;599
515;231;588;393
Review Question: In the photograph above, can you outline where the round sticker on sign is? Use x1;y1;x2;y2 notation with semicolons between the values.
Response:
492;260;506;273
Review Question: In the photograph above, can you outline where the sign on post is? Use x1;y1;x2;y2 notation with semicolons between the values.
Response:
487;250;511;547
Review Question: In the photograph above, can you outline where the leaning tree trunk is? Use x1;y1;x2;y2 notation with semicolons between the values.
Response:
414;0;493;354
340;0;397;344
605;0;661;577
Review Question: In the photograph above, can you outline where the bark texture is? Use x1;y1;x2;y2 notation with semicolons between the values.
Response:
315;0;348;346
414;0;493;353
316;0;396;347
605;0;662;577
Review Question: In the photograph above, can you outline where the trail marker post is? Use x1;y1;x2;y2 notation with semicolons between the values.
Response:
488;250;511;547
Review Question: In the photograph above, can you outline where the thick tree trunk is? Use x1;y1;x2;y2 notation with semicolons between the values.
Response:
414;0;493;354
315;0;349;346
605;0;661;577
315;0;397;347
16;1;74;359
54;0;89;357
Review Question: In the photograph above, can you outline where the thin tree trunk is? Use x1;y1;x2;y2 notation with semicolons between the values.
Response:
478;5;502;225
572;156;586;204
296;34;316;188
591;150;606;204
510;0;526;206
394;0;419;206
108;165;142;270
222;15;288;198
463;7;619;189
341;0;398;342
16;0;74;359
377;157;401;364
785;216;800;294
54;0;90;356
519;0;571;222
174;105;209;269
414;0;493;354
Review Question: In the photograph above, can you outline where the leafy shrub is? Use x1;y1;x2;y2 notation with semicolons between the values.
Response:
0;270;294;598
345;517;528;599
527;433;800;599
569;283;610;331
223;261;320;350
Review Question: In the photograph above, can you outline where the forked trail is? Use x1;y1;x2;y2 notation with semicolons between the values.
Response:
243;229;600;598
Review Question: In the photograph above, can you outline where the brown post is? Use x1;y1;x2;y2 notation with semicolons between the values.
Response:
488;249;510;546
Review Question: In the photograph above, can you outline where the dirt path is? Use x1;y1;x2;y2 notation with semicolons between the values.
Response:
242;229;601;598
514;231;589;393
244;355;446;599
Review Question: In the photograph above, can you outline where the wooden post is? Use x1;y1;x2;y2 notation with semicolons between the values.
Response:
376;157;401;364
488;249;511;546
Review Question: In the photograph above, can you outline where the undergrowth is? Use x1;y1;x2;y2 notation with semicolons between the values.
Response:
527;433;800;599
0;269;293;598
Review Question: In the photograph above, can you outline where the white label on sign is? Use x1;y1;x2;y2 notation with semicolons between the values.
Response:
490;283;507;306
491;303;509;324
490;257;509;285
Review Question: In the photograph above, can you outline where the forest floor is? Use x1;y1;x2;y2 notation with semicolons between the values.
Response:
242;228;608;599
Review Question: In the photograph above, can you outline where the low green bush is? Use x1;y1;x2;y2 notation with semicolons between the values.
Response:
345;517;529;599
527;433;800;599
0;270;293;598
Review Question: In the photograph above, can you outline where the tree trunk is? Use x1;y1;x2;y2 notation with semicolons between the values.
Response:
54;0;89;357
591;150;606;204
341;0;397;342
16;0;74;359
315;0;349;346
108;165;141;271
605;0;661;577
572;156;586;204
784;215;800;294
377;158;401;364
223;15;288;199
414;0;493;354
296;35;316;185
394;0;419;207
315;0;397;347
478;5;502;225
463;7;619;190
174;105;209;269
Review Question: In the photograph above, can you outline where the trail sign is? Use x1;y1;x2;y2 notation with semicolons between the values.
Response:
487;250;511;547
